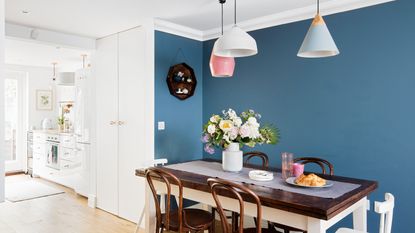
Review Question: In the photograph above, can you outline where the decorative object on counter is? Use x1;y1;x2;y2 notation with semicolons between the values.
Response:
214;0;258;57
281;152;294;179
59;102;74;132
202;109;279;172
210;0;235;78
57;116;65;131
166;63;197;100
297;0;339;58
36;90;53;111
41;118;53;130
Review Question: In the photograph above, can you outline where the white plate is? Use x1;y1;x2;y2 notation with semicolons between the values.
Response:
285;177;334;188
249;170;274;181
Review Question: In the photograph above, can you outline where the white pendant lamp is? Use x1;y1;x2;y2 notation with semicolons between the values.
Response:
297;0;339;58
214;0;258;57
210;0;235;78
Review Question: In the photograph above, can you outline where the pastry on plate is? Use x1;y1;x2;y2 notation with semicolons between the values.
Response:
295;173;326;187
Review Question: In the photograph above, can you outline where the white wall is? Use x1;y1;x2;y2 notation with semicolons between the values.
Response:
1;0;6;202
5;64;59;129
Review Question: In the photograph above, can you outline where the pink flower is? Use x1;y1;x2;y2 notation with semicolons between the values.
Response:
239;125;250;138
201;134;210;143
204;144;215;154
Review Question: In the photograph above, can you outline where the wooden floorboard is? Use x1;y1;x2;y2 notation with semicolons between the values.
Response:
0;175;136;233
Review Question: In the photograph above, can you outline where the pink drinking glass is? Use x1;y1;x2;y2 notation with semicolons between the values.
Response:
292;163;305;177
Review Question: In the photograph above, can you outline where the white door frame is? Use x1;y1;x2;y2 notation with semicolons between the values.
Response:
4;70;28;172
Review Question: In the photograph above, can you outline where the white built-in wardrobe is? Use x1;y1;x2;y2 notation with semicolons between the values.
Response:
94;26;153;222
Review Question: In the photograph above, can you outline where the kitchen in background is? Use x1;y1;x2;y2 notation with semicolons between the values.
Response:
5;37;94;201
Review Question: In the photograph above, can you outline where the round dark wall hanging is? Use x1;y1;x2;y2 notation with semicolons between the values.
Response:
166;63;197;100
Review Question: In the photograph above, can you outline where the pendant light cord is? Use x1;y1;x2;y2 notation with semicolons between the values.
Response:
221;1;224;35
317;0;320;14
234;0;237;25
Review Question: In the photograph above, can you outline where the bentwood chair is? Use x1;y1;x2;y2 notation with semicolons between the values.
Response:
146;167;214;233
215;151;270;232
272;157;334;233
208;178;275;233
135;159;169;233
243;151;269;169
293;157;334;176
336;193;395;233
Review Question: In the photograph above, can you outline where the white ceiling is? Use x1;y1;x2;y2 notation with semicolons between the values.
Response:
5;0;392;39
5;39;91;71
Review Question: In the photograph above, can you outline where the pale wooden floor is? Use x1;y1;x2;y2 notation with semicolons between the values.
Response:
0;175;137;233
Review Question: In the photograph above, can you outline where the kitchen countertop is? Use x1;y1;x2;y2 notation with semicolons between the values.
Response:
30;129;75;136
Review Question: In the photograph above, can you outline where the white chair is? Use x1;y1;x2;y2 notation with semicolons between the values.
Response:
135;158;168;233
336;193;395;233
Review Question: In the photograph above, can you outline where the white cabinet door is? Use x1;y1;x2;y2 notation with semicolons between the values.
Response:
118;27;147;222
95;34;120;215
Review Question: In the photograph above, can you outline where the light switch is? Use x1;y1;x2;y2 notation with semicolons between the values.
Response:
158;121;165;130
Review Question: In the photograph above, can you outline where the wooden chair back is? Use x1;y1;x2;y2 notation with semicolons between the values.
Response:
208;178;262;233
375;193;395;233
293;157;334;175
243;151;269;169
145;167;183;233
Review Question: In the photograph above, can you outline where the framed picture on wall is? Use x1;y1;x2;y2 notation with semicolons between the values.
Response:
36;90;53;111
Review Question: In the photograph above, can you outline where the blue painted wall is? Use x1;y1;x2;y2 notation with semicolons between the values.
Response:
202;1;414;232
155;31;203;163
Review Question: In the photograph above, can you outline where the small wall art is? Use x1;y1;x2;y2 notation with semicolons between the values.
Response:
36;90;54;111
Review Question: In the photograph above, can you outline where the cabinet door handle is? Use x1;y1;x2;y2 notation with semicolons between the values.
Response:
110;121;117;125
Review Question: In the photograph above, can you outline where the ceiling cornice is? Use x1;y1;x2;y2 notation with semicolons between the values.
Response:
155;0;394;42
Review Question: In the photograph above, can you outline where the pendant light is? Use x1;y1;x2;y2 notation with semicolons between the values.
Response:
214;0;258;57
51;62;58;82
210;0;235;78
297;0;339;58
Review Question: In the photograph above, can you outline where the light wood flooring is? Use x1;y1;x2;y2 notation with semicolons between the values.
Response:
0;175;136;233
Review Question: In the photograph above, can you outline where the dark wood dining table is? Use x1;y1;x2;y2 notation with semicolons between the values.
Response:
135;159;377;233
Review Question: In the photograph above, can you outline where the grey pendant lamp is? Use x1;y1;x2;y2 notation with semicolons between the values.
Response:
297;0;339;58
214;0;258;57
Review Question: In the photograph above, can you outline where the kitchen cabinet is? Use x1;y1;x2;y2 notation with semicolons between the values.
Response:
95;26;150;222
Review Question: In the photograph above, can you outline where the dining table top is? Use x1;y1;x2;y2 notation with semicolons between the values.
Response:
135;158;378;220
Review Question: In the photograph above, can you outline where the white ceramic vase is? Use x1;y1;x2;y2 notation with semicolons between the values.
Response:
222;142;243;172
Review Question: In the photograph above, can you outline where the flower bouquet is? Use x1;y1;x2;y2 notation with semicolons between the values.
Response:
202;109;279;172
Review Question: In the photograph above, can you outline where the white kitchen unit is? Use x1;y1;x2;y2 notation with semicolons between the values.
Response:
95;26;153;222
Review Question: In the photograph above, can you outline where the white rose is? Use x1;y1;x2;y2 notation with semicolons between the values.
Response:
229;127;239;140
219;120;233;132
248;117;257;125
239;124;250;138
233;117;242;127
228;109;237;119
210;115;218;123
248;126;261;139
207;124;216;135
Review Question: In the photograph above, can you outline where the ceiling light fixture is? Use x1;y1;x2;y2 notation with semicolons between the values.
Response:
297;0;339;58
210;0;235;78
214;0;258;57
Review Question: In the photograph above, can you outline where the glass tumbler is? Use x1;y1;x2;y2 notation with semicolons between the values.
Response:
281;152;294;180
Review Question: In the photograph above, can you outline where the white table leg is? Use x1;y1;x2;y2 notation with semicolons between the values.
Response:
353;197;367;232
307;217;326;233
145;182;156;233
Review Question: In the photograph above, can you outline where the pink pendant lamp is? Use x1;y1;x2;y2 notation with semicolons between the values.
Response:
210;0;235;78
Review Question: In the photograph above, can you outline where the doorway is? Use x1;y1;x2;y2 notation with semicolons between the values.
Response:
4;70;27;173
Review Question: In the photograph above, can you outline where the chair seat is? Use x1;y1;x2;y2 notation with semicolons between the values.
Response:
336;228;367;233
162;208;213;231
244;227;278;233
